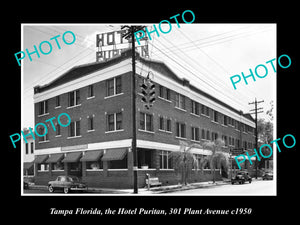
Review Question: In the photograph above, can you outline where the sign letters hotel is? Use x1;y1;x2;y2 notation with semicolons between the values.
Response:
96;30;149;62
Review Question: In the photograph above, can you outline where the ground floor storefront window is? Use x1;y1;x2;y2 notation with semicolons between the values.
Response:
37;163;49;171
51;162;64;171
86;161;103;170
137;148;155;169
108;155;127;169
159;150;173;169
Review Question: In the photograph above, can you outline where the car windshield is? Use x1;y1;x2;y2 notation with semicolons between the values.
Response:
69;177;79;182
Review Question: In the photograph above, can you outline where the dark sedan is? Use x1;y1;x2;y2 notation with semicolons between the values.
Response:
231;171;252;184
262;172;273;180
48;176;87;193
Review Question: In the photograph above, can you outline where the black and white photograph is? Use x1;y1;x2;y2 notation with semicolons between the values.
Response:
4;4;298;222
21;23;276;196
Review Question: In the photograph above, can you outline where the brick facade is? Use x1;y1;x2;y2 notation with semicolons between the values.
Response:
33;50;255;189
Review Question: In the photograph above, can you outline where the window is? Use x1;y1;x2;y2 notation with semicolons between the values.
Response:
235;121;239;130
30;142;34;154
223;115;228;126
201;105;209;116
228;117;234;126
158;85;171;101
213;110;219;122
87;85;94;98
191;127;200;141
175;93;186;110
176;122;186;138
106;76;122;97
68;90;80;107
38;100;48;115
191;100;200;115
69;120;81;137
206;130;210;140
159;151;173;169
106;112;123;132
88;116;94;131
55;96;60;107
51;162;64;171
38;126;49;142
56;124;61;136
25;143;28;154
166;119;171;132
159;117;172;132
222;135;228;146
139;112;153;132
108;154;127;169
159;116;164;130
38;163;49;171
159;85;164;98
201;129;206;140
86;161;103;170
211;132;218;141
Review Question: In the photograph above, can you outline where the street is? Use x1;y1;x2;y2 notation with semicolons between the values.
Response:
165;180;275;195
23;180;275;195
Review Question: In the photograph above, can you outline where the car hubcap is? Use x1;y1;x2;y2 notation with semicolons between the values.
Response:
49;186;54;192
64;188;69;194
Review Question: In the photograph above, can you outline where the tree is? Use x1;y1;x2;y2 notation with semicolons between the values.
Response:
202;138;229;183
257;100;274;169
169;141;201;186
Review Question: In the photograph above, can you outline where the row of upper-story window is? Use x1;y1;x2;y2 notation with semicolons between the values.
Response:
37;110;253;150
37;76;122;116
157;84;254;134
25;142;34;155
36;75;254;134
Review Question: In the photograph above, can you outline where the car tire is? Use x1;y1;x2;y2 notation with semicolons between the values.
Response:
48;185;54;193
249;180;252;183
63;187;70;194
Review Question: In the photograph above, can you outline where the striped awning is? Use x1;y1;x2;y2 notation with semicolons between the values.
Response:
23;162;34;170
101;148;127;161
80;150;103;162
45;153;64;163
62;152;82;163
33;155;49;164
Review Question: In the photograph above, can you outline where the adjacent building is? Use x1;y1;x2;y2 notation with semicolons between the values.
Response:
32;49;255;188
23;129;35;176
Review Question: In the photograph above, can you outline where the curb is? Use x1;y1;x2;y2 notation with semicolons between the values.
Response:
149;181;230;194
27;181;231;194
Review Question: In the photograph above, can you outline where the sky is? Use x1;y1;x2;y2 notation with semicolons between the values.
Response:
22;23;276;128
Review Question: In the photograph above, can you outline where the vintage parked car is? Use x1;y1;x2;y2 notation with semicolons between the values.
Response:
23;181;29;189
262;172;273;180
48;176;87;193
231;171;252;184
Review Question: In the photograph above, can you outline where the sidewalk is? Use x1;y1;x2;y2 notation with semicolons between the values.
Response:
29;180;230;194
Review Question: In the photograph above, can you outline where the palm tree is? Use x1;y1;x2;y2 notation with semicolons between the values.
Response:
202;138;229;183
169;141;201;186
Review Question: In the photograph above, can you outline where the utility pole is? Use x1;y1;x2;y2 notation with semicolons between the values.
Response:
121;25;146;194
249;98;264;179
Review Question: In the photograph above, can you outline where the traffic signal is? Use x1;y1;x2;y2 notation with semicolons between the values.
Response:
140;82;148;104
148;81;155;107
140;78;156;109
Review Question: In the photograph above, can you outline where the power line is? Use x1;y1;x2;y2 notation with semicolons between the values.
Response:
149;42;248;109
151;35;249;108
175;28;261;103
158;26;273;55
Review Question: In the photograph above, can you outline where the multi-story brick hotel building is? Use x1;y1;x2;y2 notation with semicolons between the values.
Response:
33;49;255;188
